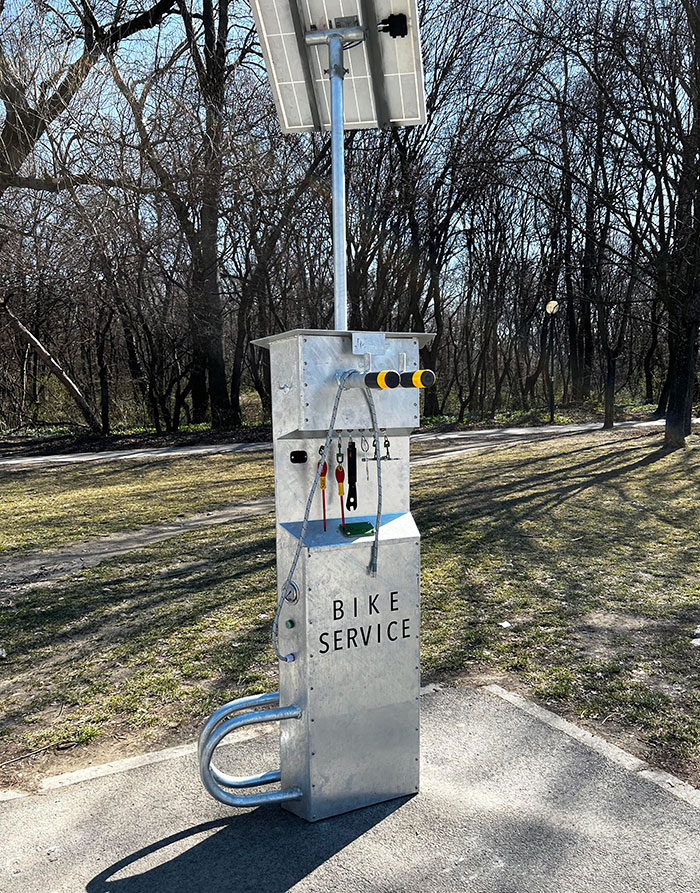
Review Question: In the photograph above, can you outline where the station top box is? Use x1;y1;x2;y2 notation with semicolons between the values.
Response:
253;329;434;437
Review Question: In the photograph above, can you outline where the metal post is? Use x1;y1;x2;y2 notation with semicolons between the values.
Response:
549;318;555;424
329;34;347;331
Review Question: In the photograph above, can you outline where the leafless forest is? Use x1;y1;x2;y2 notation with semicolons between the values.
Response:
0;0;698;447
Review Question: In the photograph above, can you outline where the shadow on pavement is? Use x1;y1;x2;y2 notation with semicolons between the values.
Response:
86;798;409;893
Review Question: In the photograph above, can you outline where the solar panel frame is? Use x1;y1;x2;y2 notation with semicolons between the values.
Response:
249;0;427;133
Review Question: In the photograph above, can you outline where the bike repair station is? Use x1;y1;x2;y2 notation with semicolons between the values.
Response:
198;0;432;822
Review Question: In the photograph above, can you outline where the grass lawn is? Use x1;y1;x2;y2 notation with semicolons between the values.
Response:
0;451;272;555
1;428;699;788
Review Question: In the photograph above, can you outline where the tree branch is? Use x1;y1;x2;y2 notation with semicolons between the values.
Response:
0;294;102;433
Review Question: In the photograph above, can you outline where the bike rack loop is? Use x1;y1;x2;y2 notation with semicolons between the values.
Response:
198;691;303;807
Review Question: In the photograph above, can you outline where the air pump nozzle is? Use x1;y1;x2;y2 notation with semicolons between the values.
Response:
400;369;436;389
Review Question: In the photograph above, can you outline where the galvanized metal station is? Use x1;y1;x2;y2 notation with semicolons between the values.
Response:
198;0;432;822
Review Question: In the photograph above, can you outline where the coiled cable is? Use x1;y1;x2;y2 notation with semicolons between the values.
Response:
363;386;382;576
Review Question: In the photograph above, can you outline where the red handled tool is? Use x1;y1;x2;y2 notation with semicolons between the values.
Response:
335;437;346;530
318;446;328;531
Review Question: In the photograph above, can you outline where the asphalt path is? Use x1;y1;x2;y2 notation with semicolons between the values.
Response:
2;685;699;893
0;418;681;469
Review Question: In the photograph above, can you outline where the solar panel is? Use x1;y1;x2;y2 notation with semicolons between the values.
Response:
249;0;427;133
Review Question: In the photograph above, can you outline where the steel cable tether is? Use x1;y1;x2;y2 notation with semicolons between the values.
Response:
272;370;355;662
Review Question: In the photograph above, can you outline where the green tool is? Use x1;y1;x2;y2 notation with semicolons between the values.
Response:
342;521;375;538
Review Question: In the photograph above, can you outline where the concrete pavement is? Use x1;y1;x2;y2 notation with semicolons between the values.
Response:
2;684;699;893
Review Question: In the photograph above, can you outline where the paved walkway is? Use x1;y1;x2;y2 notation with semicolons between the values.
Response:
2;685;699;893
0;418;685;469
0;440;271;468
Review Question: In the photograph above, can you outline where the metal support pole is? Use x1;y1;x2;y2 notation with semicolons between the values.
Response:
549;318;555;424
329;34;347;331
305;26;363;331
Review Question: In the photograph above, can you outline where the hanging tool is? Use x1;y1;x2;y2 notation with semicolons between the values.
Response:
361;434;370;480
384;436;391;461
318;446;328;531
346;437;358;511
335;436;346;530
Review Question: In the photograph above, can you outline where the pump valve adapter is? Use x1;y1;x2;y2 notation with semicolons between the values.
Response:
344;369;400;389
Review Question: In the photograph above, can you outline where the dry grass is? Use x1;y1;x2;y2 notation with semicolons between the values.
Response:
1;428;699;787
0;451;273;555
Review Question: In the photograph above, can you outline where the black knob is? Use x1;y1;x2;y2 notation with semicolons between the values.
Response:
378;14;408;38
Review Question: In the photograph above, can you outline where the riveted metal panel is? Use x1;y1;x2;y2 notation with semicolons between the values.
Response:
263;330;422;438
279;524;420;821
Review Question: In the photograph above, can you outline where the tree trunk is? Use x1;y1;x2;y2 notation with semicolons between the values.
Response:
421;341;440;417
196;157;231;428
189;343;209;423
644;301;660;404
96;330;111;435
655;333;674;419
664;321;697;448
603;353;615;430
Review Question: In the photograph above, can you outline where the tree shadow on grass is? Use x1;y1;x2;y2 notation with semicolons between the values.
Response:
415;443;675;554
0;524;282;742
416;439;700;772
2;525;278;654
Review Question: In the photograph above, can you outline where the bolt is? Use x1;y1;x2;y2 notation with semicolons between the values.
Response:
285;619;295;629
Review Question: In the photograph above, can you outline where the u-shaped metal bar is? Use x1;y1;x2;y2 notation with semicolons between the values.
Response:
198;691;303;807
